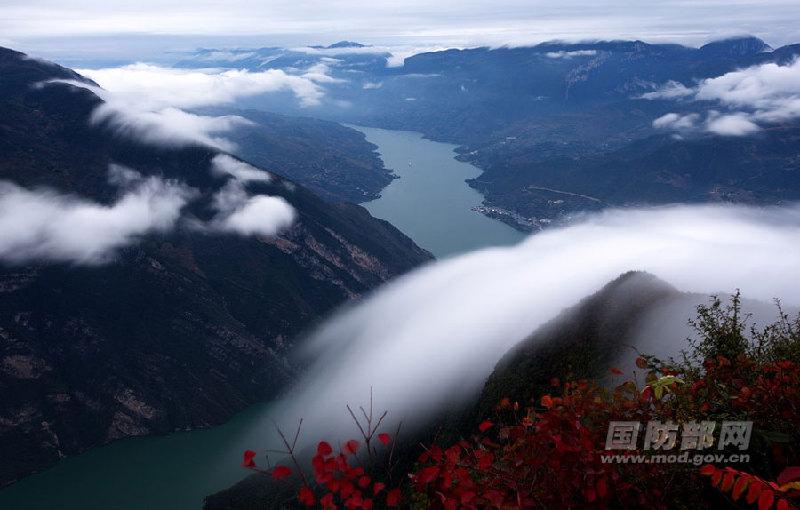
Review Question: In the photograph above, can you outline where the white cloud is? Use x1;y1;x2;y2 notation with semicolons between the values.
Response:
77;63;328;108
652;112;700;130
269;203;800;442
641;80;695;100
646;59;800;136
210;154;272;182
705;111;762;136
90;103;251;151
208;180;295;237
0;166;194;264
291;44;454;68
544;49;597;59
47;62;339;151
5;1;800;51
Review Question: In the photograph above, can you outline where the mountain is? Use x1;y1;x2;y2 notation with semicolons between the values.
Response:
210;108;395;203
466;125;800;228
0;47;432;486
176;37;800;230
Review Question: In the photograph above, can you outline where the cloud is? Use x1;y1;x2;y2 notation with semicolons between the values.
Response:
652;112;700;130
208;180;295;236
207;154;296;237
544;49;597;59
641;80;695;100
263;203;800;444
0;165;194;264
90;103;251;151
49;62;338;150
77;63;329;108
6;1;800;52
646;59;800;136
291;44;454;68
705;111;761;136
210;154;272;182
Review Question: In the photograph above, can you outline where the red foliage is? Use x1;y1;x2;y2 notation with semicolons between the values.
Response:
271;465;292;480
344;439;360;455
241;450;257;468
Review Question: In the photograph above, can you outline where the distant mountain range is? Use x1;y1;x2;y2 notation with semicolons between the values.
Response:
175;36;800;230
0;47;431;486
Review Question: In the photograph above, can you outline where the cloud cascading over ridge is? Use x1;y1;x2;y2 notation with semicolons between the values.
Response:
647;58;800;136
0;165;195;264
77;63;329;109
264;203;800;445
51;62;339;150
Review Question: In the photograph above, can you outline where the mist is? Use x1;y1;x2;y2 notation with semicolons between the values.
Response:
266;203;800;444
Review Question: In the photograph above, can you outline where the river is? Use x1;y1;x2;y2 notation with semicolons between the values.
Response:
359;126;524;258
0;126;525;509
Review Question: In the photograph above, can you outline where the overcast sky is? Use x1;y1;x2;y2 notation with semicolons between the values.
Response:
3;0;800;63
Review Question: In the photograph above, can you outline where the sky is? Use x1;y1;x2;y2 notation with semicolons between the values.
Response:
3;0;800;64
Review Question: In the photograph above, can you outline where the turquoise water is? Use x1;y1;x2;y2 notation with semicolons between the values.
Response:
0;127;525;509
0;404;277;510
357;126;525;258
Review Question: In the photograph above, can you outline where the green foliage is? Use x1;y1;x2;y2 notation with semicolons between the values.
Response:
688;292;800;363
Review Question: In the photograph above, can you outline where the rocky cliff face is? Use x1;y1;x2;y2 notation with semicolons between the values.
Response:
0;47;432;486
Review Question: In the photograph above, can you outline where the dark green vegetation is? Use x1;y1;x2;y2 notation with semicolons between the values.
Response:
0;47;432;486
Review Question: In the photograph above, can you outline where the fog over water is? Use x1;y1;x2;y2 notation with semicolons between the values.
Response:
272;203;800;442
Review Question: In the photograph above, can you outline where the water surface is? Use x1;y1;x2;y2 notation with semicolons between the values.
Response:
358;126;525;258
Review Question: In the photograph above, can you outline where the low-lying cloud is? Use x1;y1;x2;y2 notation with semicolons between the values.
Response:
0;165;194;264
0;156;297;264
266;203;800;445
77;63;329;109
647;58;800;136
52;62;339;150
544;49;597;59
209;179;295;236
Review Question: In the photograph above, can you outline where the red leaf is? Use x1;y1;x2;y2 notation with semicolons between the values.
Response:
596;478;608;499
722;472;736;492
417;466;440;485
358;475;371;489
478;420;493;433
241;450;257;468
777;500;789;510
699;464;717;476
298;486;316;507
540;395;554;408
317;441;333;457
635;356;648;369
733;475;750;501
378;433;391;445
777;466;800;486
373;482;385;495
345;439;360;455
386;488;401;507
609;367;623;376
758;489;775;510
747;482;763;505
271;465;292;480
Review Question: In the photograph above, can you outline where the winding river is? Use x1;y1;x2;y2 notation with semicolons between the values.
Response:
0;127;525;509
359;126;524;258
